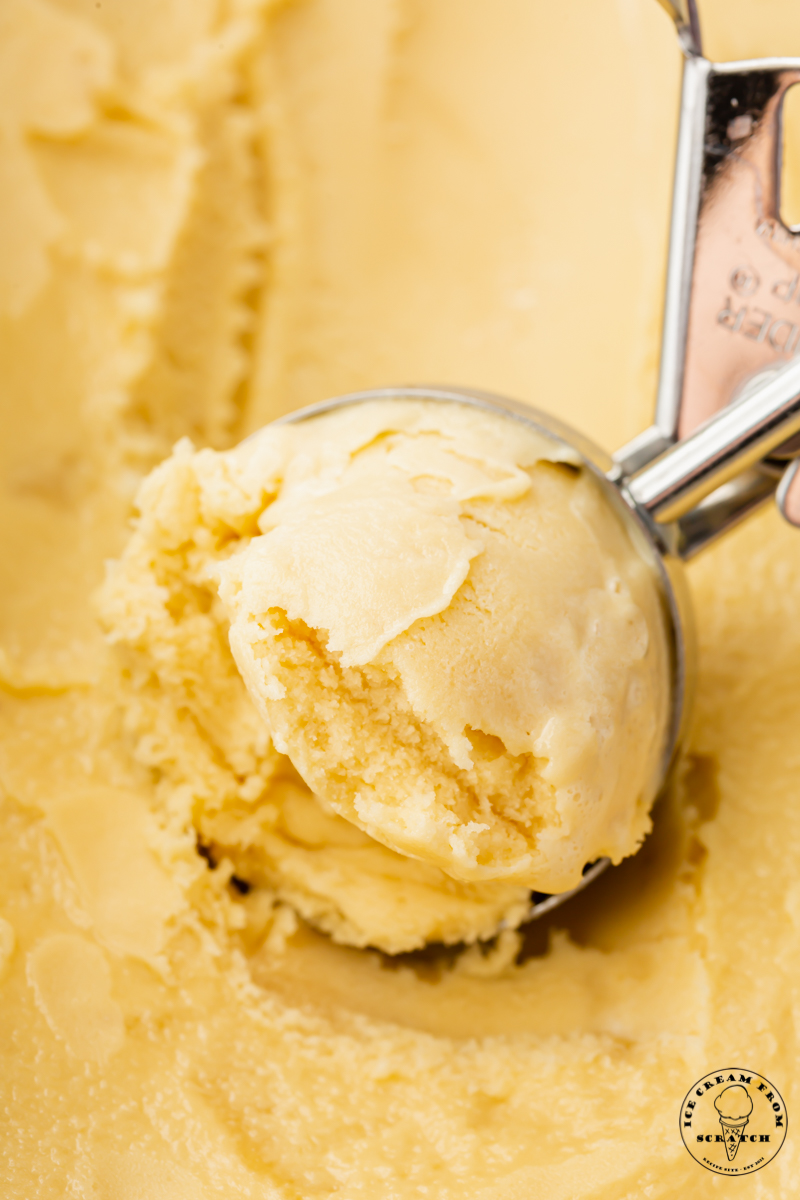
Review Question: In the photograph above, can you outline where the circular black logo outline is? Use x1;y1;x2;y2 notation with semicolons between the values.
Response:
680;1067;788;1176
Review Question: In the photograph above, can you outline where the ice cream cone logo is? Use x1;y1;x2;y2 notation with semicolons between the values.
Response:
714;1086;753;1161
680;1068;788;1175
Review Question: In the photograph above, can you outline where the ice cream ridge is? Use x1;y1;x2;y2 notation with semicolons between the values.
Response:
100;397;671;950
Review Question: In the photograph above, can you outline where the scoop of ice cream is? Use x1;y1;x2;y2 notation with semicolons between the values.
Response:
218;398;671;895
97;429;532;953
715;1086;754;1121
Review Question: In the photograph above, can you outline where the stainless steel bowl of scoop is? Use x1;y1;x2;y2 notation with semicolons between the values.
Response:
266;4;800;922
274;361;800;919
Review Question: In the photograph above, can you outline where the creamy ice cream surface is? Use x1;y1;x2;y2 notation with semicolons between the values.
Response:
97;430;535;953
99;394;670;944
3;1;800;1197
215;399;671;894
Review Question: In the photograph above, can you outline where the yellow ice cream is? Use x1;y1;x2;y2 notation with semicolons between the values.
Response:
96;428;535;953
98;395;670;944
2;0;800;1197
217;399;670;894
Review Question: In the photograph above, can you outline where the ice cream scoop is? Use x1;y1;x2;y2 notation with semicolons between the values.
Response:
221;399;672;902
243;360;800;916
715;1085;754;1121
230;1;800;919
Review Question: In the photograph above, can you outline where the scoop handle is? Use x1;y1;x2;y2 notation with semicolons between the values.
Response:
620;356;800;556
614;9;800;545
653;0;702;57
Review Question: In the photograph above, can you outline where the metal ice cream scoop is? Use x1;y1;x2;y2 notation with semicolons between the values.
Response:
262;1;800;924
